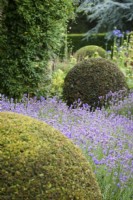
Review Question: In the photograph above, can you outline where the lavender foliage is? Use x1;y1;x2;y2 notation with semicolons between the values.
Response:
0;93;133;190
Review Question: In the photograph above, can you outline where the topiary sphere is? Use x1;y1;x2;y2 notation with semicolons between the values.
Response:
74;45;106;62
63;58;128;109
0;112;102;200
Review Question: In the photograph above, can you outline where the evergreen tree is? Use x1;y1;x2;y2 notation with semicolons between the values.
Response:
0;0;74;99
78;0;133;35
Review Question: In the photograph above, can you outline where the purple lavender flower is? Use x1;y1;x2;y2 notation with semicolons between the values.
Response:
0;92;133;191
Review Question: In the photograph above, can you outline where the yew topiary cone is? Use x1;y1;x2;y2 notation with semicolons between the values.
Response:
0;112;102;200
63;58;128;109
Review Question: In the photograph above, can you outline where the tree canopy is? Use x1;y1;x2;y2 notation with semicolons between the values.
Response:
78;0;133;36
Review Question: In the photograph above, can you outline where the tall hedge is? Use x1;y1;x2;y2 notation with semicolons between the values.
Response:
0;0;74;99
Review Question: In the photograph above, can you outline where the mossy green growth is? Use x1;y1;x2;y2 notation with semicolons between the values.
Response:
74;45;106;62
63;58;128;109
0;112;102;200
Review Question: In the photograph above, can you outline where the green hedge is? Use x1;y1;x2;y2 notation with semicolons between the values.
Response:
67;33;113;53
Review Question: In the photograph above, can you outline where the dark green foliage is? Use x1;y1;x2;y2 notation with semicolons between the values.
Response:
63;58;128;109
75;45;106;62
68;12;97;34
0;112;102;200
68;33;113;53
78;0;133;36
0;0;74;99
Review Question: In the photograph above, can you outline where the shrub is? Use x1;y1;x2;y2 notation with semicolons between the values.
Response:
46;56;76;98
63;58;128;109
48;69;65;98
74;45;106;62
0;112;102;200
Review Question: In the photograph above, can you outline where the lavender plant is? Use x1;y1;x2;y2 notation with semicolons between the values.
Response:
105;89;133;120
0;92;133;199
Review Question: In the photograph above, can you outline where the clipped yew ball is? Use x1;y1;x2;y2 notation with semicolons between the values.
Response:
75;45;106;62
0;112;102;200
63;58;128;109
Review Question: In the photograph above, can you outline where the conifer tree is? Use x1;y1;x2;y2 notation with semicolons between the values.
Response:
78;0;133;35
